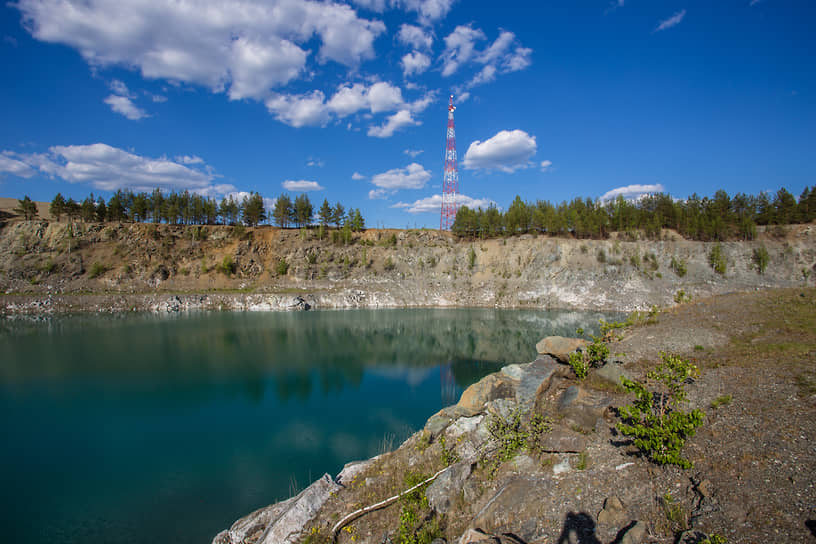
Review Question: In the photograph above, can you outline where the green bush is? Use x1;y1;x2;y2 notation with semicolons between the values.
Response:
752;246;769;274
597;248;607;263
487;408;551;464
384;256;395;271
708;244;727;275
670;256;687;277
219;255;236;275
88;261;108;279
674;289;691;304
276;259;289;276
468;246;476;269
617;353;705;468
568;351;588;380
305;251;317;265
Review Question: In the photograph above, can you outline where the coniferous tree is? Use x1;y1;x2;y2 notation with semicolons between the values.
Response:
15;195;38;220
318;198;333;226
241;192;266;226
273;194;293;227
50;193;66;221
332;202;345;228
293;194;313;227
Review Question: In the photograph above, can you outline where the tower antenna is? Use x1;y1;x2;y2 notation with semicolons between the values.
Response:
439;95;459;231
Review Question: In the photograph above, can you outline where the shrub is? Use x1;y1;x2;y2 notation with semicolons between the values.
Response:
674;289;691;304
88;261;107;279
669;256;686;277
617;353;705;468
752;246;769;274
710;394;732;409
596;248;607;263
305;251;317;265
384;256;395;271
276;259;289;276
568;335;609;379
708;243;727;275
487;408;551;464
468;246;476;269
219;255;236;275
568;352;588;380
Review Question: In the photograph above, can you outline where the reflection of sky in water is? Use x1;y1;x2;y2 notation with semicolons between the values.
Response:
0;308;622;544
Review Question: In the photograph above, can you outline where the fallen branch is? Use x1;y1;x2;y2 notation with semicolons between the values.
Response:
331;465;449;543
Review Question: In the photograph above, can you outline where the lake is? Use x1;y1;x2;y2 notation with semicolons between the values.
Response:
0;308;621;543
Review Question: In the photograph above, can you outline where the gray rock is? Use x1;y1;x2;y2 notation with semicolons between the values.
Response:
514;357;559;412
535;336;589;363
555;385;612;432
594;362;629;387
597;495;628;527
427;461;473;514
676;530;710;544
617;520;646;544
336;457;377;486
471;478;544;534
212;474;340;544
537;425;588;453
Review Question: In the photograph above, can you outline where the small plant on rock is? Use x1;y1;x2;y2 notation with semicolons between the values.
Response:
276;258;289;276
670;256;687;277
708;243;727;275
617;353;705;469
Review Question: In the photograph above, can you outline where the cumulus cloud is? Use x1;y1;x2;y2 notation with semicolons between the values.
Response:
282;180;324;191
1;143;226;194
391;193;496;214
0;154;36;178
367;109;419;138
441;25;485;77
401;51;431;77
103;94;148;120
540;160;552;172
397;24;433;50
109;79;131;97
600;184;666;203
403;148;423;157
351;172;366;180
265;91;331;128
306;157;325;168
14;0;385;101
655;9;686;32
370;163;431;191
462;129;537;172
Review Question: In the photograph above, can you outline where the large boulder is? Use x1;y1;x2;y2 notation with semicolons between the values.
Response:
470;477;546;538
427;461;473;514
212;474;341;544
535;336;589;363
554;385;613;433
456;373;516;416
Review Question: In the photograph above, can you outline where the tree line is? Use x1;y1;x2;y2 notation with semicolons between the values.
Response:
452;186;816;241
12;189;364;230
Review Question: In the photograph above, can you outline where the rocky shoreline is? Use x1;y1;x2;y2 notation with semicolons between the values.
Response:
210;287;816;544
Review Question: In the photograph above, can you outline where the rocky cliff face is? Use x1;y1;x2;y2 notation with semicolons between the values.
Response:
1;221;814;313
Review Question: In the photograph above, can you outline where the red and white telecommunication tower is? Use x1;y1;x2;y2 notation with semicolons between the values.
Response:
439;95;459;231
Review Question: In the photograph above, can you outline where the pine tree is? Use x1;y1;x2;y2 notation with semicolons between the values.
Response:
50;193;66;221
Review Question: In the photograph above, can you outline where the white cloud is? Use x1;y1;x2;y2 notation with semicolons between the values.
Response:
265;91;331;128
398;0;457;24
149;93;167;103
371;162;431;190
397;24;433;50
540;160;552;172
401;51;431;77
282;180;324;191
306;157;325;168
367;109;419;138
349;0;387;12
462;130;537;172
327;83;369;117
15;0;385;100
478;31;514;65
2;143;225;193
368;188;390;199
403;148;423;158
469;64;496;86
504;47;532;72
109;79;131;97
441;25;485;77
103;94;148;120
175;155;204;165
391;193;496;214
367;81;405;113
0;154;36;177
655;9;686;32
351;172;366;180
600;184;666;203
456;91;470;103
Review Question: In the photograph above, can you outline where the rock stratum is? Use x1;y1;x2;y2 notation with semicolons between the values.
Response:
1;221;814;314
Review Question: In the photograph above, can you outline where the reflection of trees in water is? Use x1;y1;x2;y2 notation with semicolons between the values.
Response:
0;309;622;402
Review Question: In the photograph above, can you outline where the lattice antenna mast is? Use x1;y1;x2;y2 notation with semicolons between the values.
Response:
440;95;459;231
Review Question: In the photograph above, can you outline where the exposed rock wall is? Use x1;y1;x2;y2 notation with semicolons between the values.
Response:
1;221;814;313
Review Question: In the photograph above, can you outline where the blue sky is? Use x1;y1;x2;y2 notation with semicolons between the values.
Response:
0;0;813;228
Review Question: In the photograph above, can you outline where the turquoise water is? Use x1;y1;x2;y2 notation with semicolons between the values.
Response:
0;308;620;543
